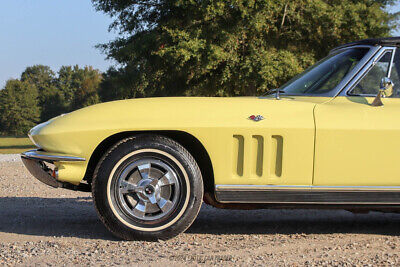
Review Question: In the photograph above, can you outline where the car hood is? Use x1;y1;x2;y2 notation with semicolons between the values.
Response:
33;96;325;132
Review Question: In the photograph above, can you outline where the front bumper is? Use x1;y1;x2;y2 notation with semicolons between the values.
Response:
22;150;86;162
21;156;61;188
21;150;90;191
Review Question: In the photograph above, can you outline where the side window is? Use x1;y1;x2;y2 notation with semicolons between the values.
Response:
349;51;392;96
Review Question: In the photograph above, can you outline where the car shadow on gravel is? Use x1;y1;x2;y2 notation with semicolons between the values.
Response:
2;197;400;240
0;197;116;240
188;205;400;236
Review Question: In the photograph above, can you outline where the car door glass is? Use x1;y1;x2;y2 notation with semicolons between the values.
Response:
349;51;392;96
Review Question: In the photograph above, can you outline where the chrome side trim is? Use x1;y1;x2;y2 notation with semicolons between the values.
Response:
216;184;311;191
215;185;400;204
216;184;400;191
21;150;86;162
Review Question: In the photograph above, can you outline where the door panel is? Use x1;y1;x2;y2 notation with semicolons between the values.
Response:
211;97;321;186
314;96;400;186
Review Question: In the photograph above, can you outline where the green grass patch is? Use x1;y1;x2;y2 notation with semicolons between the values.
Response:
0;137;35;154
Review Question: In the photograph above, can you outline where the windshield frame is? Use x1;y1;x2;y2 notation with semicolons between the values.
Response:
261;45;380;98
339;46;396;97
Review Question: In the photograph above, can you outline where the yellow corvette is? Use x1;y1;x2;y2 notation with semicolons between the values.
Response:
22;37;400;240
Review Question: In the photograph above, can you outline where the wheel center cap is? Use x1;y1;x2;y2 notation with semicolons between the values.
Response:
145;185;155;195
136;179;156;201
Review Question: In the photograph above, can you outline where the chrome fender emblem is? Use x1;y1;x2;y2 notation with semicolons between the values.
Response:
248;115;264;122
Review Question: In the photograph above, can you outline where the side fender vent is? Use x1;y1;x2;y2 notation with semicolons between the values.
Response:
232;134;283;179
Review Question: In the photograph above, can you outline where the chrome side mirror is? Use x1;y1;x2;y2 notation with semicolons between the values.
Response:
381;77;394;93
372;77;394;106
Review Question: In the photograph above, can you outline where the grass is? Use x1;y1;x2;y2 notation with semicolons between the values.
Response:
0;137;35;154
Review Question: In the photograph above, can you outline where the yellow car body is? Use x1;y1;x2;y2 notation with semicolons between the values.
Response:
27;93;400;189
28;96;325;186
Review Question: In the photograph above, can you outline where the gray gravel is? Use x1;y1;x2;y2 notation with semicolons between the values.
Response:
1;157;400;266
0;154;20;163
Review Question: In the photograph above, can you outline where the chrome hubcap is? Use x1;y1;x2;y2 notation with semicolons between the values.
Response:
116;158;180;221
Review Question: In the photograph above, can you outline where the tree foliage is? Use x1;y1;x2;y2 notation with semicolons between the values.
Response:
21;65;63;121
93;0;399;100
0;65;102;136
0;80;40;136
56;66;102;111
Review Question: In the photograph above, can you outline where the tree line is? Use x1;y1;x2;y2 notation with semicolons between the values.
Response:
0;65;102;136
0;0;399;136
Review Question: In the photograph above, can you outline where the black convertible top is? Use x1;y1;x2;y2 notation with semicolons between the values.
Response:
332;37;400;51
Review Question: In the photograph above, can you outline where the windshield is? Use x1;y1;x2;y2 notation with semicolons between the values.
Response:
278;48;369;95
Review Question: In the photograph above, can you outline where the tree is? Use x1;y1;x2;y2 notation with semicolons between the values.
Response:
0;64;103;135
0;80;40;136
70;66;102;110
20;65;102;120
93;0;399;100
56;65;102;111
57;66;80;108
99;67;142;101
21;65;65;121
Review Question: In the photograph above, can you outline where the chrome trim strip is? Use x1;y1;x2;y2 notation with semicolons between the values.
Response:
334;45;382;97
387;47;396;78
215;184;400;191
216;185;310;191
321;45;378;97
21;150;86;162
215;185;400;204
261;45;377;98
340;46;396;96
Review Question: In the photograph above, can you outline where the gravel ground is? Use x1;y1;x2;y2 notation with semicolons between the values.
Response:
1;155;400;266
0;154;20;163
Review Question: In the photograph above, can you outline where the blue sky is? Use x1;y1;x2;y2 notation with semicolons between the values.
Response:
0;0;117;87
0;1;400;88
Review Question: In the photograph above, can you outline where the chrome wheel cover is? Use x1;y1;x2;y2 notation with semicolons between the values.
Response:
114;158;180;222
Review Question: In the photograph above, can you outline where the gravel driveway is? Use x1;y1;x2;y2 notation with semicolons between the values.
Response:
1;154;400;265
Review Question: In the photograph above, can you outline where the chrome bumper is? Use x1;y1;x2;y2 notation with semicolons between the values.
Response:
21;157;61;188
21;150;88;190
21;150;85;162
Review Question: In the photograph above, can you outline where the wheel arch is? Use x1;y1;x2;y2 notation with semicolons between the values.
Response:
84;130;215;197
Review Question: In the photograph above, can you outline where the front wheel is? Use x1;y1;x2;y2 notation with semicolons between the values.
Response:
92;135;203;240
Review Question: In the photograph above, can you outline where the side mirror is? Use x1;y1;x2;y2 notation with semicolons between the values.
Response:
372;77;394;106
